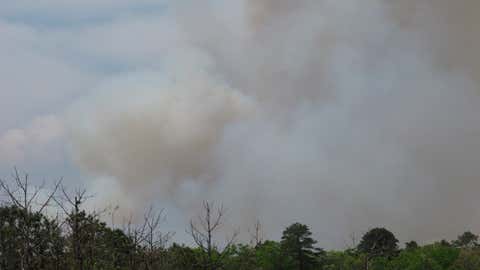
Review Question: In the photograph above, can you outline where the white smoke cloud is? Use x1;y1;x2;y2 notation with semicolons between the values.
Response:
0;115;65;163
67;0;480;247
68;66;254;201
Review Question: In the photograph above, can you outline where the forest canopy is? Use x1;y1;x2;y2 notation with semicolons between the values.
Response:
0;169;478;270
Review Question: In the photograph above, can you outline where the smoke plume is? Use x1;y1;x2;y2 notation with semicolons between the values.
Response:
68;0;480;247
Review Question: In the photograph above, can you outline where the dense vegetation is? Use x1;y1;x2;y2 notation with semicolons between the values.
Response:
0;170;479;270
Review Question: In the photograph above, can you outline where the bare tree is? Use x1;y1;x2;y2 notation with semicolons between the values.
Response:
124;214;148;270
348;232;358;249
0;168;61;213
0;168;61;270
122;206;174;270
187;201;238;270
143;206;174;269
53;185;92;270
249;218;264;247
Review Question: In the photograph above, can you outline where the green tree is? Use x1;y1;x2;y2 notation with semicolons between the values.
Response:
223;244;259;270
405;241;419;251
438;239;453;247
357;228;398;270
256;240;294;270
187;201;238;270
450;249;480;270
0;169;61;270
384;248;442;270
453;232;479;249
423;243;459;269
281;223;323;270
165;244;200;270
64;210;133;270
0;205;66;270
323;251;363;270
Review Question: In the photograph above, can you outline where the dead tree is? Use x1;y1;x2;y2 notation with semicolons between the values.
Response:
53;186;92;270
0;168;61;214
0;168;61;270
187;201;238;270
143;207;174;269
124;214;147;270
249;219;264;247
123;206;174;270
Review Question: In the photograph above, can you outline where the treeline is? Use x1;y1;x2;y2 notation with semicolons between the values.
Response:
0;170;479;270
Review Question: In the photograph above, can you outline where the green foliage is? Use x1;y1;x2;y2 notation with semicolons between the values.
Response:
357;228;399;259
405;241;419;251
381;248;442;270
256;240;294;270
223;244;259;270
449;249;480;270
164;243;200;270
0;205;65;270
281;223;324;270
0;202;479;270
368;243;459;270
453;232;479;249
65;210;133;270
422;243;460;269
323;251;363;270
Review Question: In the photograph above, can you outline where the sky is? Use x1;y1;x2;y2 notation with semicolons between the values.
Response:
1;0;480;249
0;1;167;175
0;0;176;235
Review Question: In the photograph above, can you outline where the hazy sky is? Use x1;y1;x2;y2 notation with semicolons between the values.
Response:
1;0;480;249
0;1;166;175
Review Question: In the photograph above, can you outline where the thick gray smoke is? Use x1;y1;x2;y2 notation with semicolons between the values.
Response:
68;0;480;247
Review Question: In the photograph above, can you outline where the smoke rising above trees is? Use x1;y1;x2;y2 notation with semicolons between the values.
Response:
63;0;480;248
